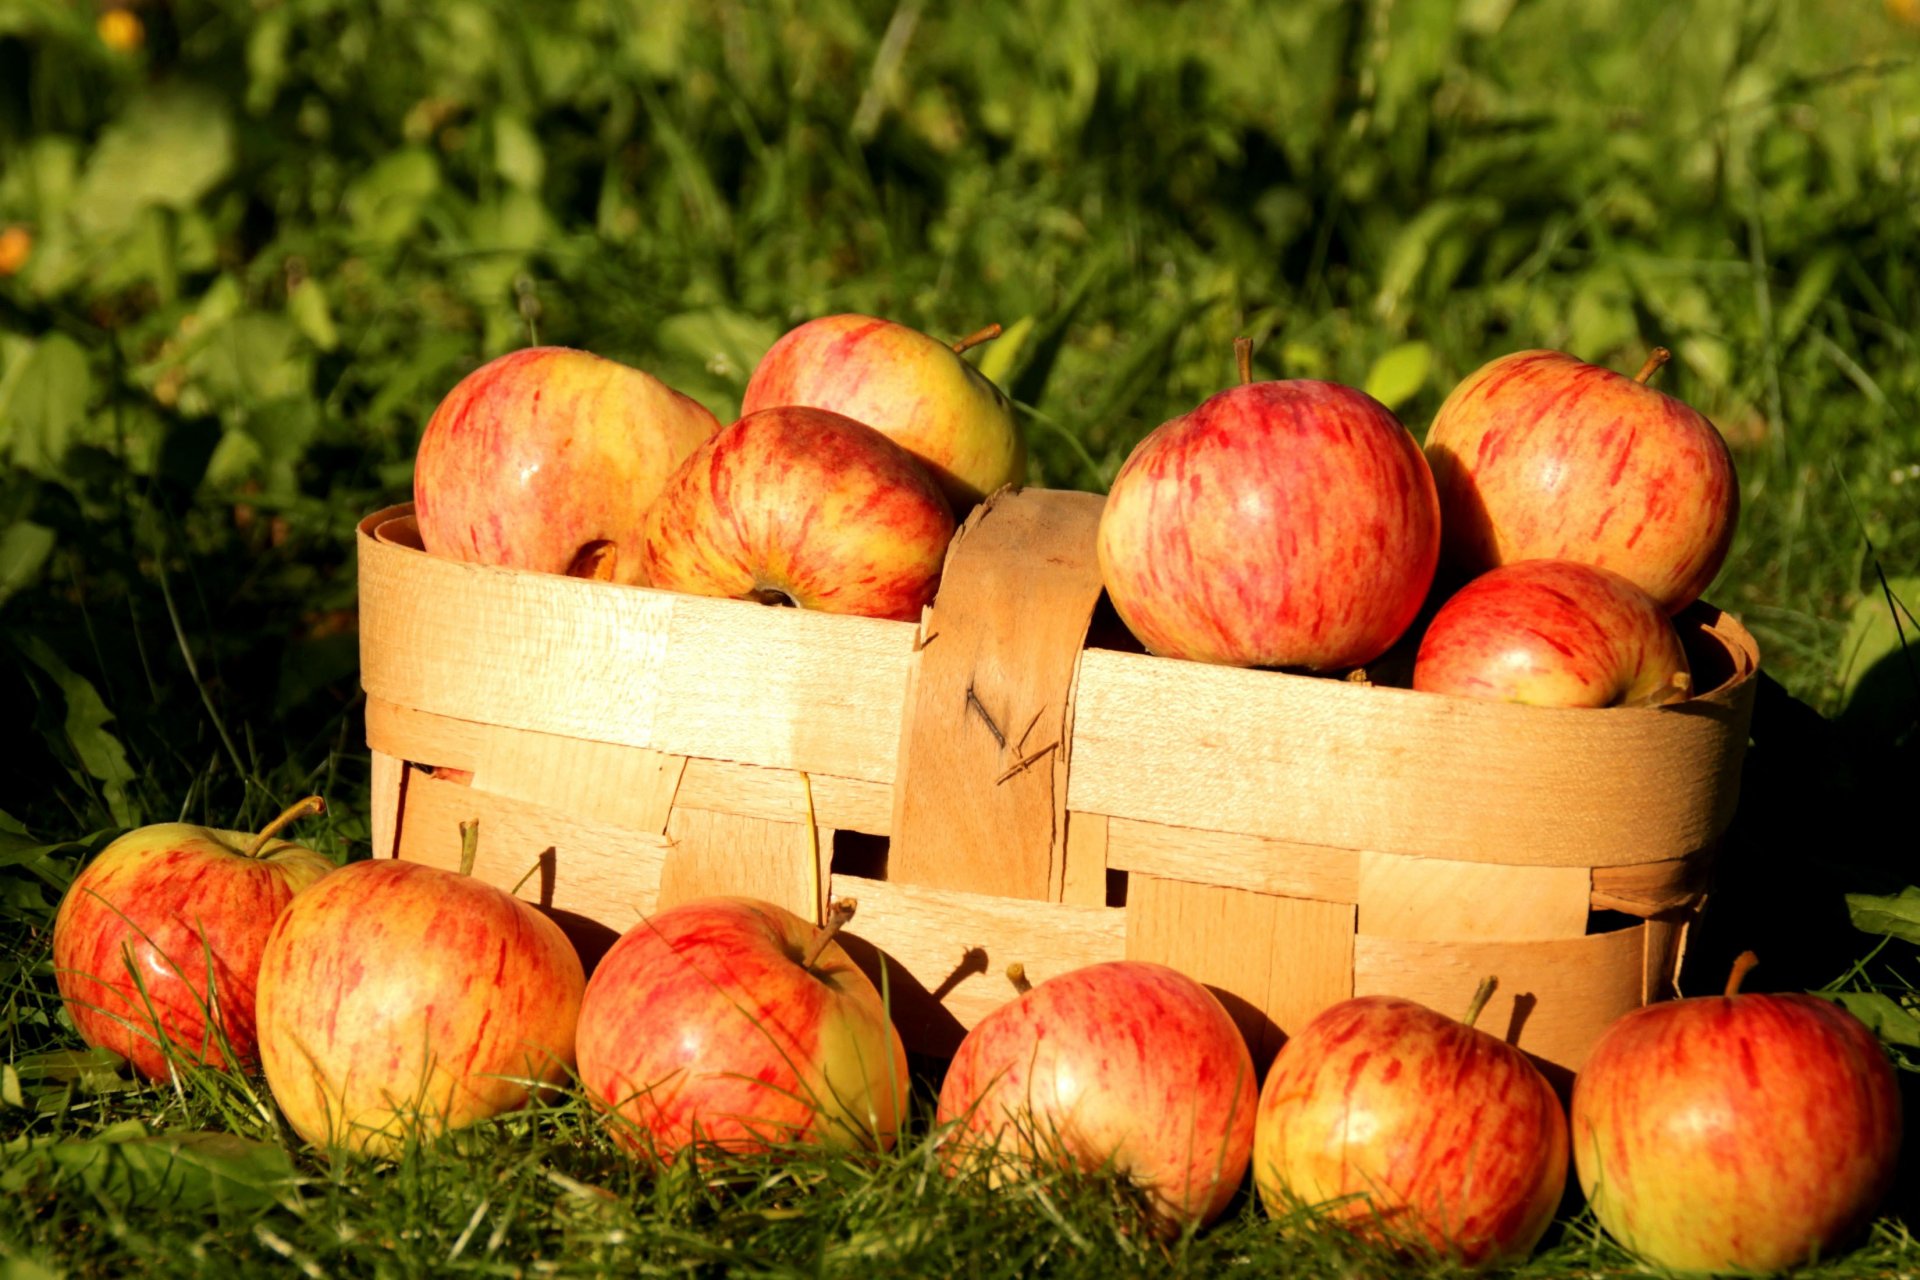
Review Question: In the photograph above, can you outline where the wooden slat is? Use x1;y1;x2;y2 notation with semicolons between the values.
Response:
1125;876;1354;1069
369;749;405;860
473;734;685;835
1357;851;1590;940
1591;854;1711;916
365;697;488;772
888;489;1107;901
828;874;1126;1057
1069;640;1756;868
1353;924;1651;1076
395;771;670;929
1104;818;1359;903
1061;812;1109;907
675;758;893;835
657;808;828;924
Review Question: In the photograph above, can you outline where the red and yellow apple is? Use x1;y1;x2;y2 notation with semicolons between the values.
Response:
1412;559;1691;707
1571;953;1902;1274
413;346;720;583
1254;987;1568;1266
255;856;585;1156
575;896;908;1161
741;314;1024;509
1097;378;1440;670
637;406;956;622
51;797;334;1081
936;960;1258;1231
1424;349;1739;613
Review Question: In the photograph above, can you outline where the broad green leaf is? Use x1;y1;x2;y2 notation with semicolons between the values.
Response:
0;1125;297;1217
973;315;1033;388
7;1048;129;1093
493;111;546;191
1363;341;1432;411
656;309;781;387
1847;886;1920;946
11;634;138;825
344;148;442;247
0;520;55;605
0;1254;61;1280
288;278;339;353
1836;577;1919;713
73;89;234;235
0;333;92;475
1827;991;1920;1050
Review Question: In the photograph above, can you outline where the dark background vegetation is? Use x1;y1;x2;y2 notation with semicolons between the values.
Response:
1;0;1917;1273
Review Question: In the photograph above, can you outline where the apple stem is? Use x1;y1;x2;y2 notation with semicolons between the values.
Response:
1633;347;1672;385
242;796;326;859
458;819;479;877
1725;950;1759;997
1235;337;1254;386
802;897;858;972
951;324;1002;356
1006;962;1033;995
1462;976;1497;1029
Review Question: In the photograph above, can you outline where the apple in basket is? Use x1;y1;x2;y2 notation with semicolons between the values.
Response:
255;824;584;1156
741;313;1025;510
936;960;1258;1232
413;346;720;584
1097;343;1440;670
638;406;956;622
1253;981;1568;1267
1571;952;1902;1274
1423;347;1739;613
574;896;909;1161
52;797;334;1081
1412;559;1692;707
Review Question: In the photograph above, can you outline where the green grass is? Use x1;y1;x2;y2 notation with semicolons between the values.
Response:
3;0;1919;1273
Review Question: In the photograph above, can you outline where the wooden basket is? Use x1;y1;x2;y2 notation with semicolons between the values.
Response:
356;488;1759;1079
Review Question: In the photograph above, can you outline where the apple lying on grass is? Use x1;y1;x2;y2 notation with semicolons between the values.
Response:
1412;559;1692;707
255;823;584;1157
575;896;909;1162
1572;951;1902;1274
936;960;1257;1232
1097;343;1440;671
1254;981;1568;1266
1424;347;1739;613
741;313;1025;510
414;345;720;584
638;406;956;622
52;797;334;1081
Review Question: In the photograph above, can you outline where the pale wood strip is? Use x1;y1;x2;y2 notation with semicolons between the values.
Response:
1591;854;1711;917
1124;876;1354;1069
1357;851;1591;941
1060;812;1109;907
369;749;405;860
1104;818;1359;903
1352;925;1650;1076
675;758;893;835
888;488;1107;902
395;770;669;930
657;809;827;924
365;696;488;772
472;731;686;836
1068;631;1757;867
826;874;1126;1057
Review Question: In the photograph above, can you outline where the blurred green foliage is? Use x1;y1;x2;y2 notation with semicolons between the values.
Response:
0;0;1916;850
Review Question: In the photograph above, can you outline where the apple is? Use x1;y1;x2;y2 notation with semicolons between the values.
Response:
740;314;1024;510
637;406;956;622
936;960;1257;1231
1097;359;1441;670
413;345;720;584
1424;348;1739;614
1571;952;1902;1274
1412;559;1691;707
255;828;584;1157
51;796;333;1081
574;896;908;1161
1253;983;1568;1266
